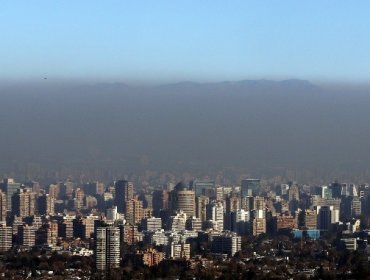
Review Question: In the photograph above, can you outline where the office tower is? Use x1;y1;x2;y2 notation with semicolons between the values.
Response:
190;180;215;197
125;198;143;225
206;201;224;231
317;206;331;231
38;194;55;216
12;188;36;218
241;179;260;197
1;178;21;211
19;225;36;247
0;226;12;252
0;190;6;223
114;180;134;213
211;232;241;257
196;195;209;223
95;226;120;270
330;182;342;198
170;182;195;217
152;190;169;214
143;217;162;231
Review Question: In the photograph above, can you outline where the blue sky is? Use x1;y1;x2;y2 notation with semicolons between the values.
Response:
1;1;370;84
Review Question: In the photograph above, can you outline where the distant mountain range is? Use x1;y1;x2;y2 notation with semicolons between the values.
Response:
0;79;369;184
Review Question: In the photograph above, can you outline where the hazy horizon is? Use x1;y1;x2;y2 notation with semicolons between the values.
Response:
2;2;370;185
1;78;370;185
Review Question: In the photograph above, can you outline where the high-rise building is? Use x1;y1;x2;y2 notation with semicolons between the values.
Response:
303;209;317;229
125;198;143;225
252;217;266;236
12;188;36;218
351;197;362;217
143;217;162;231
196;196;209;223
226;195;240;214
253;196;266;212
152;190;169;215
59;181;74;200
75;215;98;239
190;180;215;197
47;221;59;246
19;225;36;247
38;194;55;216
288;184;300;201
142;248;164;266
211;232;241;257
241;196;254;211
275;213;297;232
1;178;21;211
321;186;332;199
206;201;224;231
48;184;60;199
329;182;342;198
169;211;187;231
115;180;134;213
0;225;12;252
170;242;191;259
241;179;260;197
73;188;85;209
59;215;75;239
185;216;202;232
230;209;250;235
122;224;141;245
317;206;331;231
95;226;120;270
106;206;118;222
84;181;105;196
215;186;224;201
0;190;7;223
170;182;195;217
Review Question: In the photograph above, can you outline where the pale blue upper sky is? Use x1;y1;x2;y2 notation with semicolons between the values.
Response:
1;1;370;84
